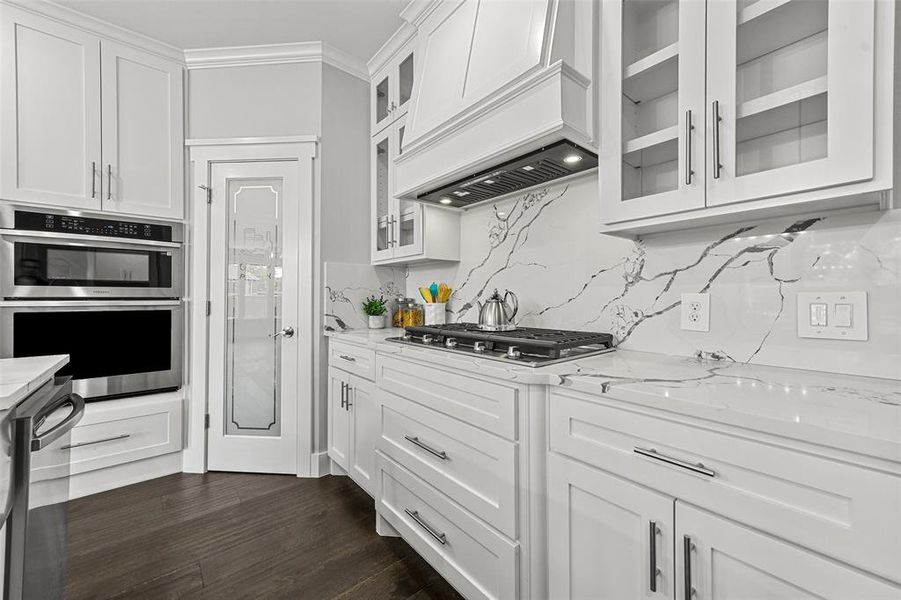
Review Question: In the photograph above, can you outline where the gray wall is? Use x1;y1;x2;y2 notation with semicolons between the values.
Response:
187;63;322;138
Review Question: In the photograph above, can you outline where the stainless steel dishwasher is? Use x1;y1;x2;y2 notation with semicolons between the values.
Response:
2;376;84;600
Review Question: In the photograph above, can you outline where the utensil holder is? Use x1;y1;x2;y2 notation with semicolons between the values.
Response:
424;303;446;326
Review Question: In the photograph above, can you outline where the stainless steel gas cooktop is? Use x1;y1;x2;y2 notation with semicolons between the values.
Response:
386;323;615;367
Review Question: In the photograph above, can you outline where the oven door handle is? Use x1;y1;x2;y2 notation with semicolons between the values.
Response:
31;393;85;452
0;229;182;249
0;299;182;308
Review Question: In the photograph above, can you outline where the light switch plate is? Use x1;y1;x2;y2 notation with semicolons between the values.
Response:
681;293;710;332
797;291;868;340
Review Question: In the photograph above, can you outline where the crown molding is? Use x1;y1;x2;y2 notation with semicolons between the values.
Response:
1;0;185;63
184;41;369;81
367;21;416;76
400;0;441;27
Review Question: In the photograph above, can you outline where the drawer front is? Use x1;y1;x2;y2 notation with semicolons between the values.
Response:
380;391;517;537
328;340;376;381
376;354;518;439
376;453;519;600
32;394;183;480
549;389;901;583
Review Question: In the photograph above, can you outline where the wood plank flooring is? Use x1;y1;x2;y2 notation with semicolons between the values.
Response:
65;472;464;600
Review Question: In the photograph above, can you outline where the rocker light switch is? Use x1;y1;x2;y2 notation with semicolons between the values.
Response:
809;303;828;327
797;292;867;341
833;303;853;328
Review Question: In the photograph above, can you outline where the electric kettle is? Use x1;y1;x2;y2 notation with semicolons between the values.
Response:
477;289;518;331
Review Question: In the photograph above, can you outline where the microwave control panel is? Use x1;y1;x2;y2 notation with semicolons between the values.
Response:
13;211;173;242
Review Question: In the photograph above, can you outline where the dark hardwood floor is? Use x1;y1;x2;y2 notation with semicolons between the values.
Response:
64;472;464;599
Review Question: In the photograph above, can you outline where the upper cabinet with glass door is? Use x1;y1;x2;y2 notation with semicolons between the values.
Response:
371;44;415;136
600;0;895;235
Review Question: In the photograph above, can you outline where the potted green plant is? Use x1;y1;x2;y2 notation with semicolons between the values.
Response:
362;295;388;329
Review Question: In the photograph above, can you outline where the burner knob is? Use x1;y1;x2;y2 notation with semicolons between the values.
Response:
422;334;434;344
402;333;412;341
473;341;487;353
506;346;522;359
445;337;458;348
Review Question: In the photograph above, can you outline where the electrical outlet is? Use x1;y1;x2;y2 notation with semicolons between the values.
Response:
681;293;710;332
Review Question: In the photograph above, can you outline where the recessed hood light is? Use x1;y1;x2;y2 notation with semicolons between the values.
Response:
439;197;453;205
563;154;582;163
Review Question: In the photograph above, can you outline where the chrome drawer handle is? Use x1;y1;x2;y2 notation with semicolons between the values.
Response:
404;435;448;460
405;509;447;545
634;447;715;477
339;354;356;362
61;433;130;450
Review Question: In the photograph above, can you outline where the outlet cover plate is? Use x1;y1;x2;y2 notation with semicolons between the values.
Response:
797;291;868;340
681;293;710;332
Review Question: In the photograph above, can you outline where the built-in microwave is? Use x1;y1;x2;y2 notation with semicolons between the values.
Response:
0;300;183;400
0;205;183;299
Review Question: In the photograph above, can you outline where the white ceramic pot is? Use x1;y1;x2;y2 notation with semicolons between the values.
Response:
368;314;385;329
424;303;446;326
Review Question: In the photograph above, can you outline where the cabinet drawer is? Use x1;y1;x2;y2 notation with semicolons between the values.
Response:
376;354;518;440
379;391;517;538
376;453;519;600
549;389;901;583
32;393;182;480
328;340;375;381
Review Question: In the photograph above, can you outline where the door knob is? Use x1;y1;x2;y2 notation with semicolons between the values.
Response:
270;326;295;339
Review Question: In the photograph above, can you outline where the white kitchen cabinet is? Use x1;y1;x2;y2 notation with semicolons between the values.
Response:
371;41;414;136
676;503;901;600
0;6;184;219
327;367;351;472
327;365;378;496
600;0;893;233
599;0;706;222
0;5;101;210
100;40;184;220
370;114;459;264
547;453;675;600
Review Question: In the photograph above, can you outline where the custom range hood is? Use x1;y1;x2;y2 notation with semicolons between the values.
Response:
416;140;597;208
393;0;598;209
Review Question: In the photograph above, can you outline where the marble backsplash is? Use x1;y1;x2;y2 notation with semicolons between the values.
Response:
324;262;405;330
404;176;901;380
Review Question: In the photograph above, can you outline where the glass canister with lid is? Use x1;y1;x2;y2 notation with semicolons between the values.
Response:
396;298;424;327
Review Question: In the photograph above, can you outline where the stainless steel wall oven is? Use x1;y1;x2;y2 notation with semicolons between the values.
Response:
0;206;185;401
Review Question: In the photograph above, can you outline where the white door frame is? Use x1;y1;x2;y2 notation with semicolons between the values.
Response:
184;136;318;477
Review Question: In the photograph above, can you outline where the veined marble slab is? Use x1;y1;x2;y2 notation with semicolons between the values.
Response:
326;329;901;463
0;355;70;410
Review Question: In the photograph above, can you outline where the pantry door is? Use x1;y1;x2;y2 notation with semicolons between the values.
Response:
207;161;299;474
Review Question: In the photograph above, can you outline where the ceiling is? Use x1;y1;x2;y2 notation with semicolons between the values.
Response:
54;0;408;61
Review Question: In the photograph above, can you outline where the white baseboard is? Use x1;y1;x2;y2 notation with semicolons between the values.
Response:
307;451;331;477
330;460;348;477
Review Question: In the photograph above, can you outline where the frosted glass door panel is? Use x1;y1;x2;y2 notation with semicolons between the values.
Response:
225;177;283;437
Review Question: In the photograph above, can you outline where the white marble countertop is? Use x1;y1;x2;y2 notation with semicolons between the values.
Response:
0;355;70;411
325;328;901;462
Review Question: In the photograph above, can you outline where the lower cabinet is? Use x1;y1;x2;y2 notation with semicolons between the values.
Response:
547;453;674;600
327;366;378;496
677;504;901;600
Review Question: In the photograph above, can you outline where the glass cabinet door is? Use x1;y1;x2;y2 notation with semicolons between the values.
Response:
372;72;391;135
396;50;414;115
392;118;423;259
600;0;706;223
706;0;876;207
371;128;394;261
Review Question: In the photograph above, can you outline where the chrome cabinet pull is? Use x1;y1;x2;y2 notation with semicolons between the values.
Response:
649;521;660;592
345;384;352;410
634;447;715;477
269;326;294;339
338;354;356;362
685;110;694;185
712;101;722;179
404;435;448;460
339;382;346;409
389;215;396;247
61;433;129;450
683;535;694;599
91;162;97;198
106;164;113;200
405;509;447;545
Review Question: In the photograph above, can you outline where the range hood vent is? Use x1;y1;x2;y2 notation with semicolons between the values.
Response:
416;140;597;208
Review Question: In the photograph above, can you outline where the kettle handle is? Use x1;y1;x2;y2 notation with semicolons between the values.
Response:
504;290;518;320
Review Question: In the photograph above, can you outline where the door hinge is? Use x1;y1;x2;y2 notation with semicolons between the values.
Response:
198;184;211;203
206;300;211;316
204;414;210;429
